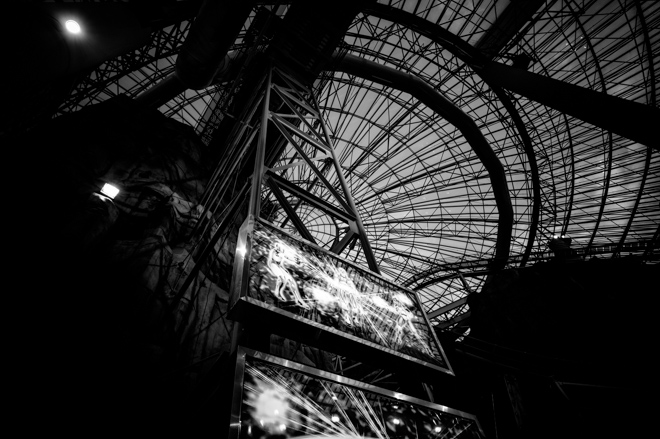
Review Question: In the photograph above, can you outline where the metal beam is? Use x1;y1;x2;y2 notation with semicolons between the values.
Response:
405;239;658;289
265;176;317;244
476;62;660;150
265;170;356;223
269;116;353;213
314;87;381;273
427;297;468;320
368;2;660;150
437;311;471;330
614;1;656;257
487;86;540;268
247;67;272;219
175;0;256;89
363;3;483;66
280;160;333;230
330;229;357;254
474;0;547;59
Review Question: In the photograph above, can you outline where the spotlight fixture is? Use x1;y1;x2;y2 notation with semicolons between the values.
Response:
331;414;340;422
65;19;81;34
100;183;119;199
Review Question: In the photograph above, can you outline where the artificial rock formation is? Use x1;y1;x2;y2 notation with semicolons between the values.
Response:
20;95;338;433
17;96;239;432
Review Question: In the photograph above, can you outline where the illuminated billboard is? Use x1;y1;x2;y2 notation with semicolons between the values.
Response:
229;347;483;438
230;218;452;376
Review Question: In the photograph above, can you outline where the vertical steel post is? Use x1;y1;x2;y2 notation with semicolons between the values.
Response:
247;66;273;220
312;94;381;274
230;66;273;356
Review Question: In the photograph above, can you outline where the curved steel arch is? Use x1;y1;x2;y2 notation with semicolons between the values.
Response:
310;72;502;278
332;53;513;270
614;0;656;256
321;77;495;279
361;1;660;271
564;0;614;256
357;3;538;272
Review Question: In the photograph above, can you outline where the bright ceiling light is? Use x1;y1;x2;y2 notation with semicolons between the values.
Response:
100;183;119;199
65;20;81;34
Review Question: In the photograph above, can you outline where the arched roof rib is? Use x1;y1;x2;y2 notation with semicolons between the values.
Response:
274;70;503;284
369;1;658;240
335;8;531;289
504;0;659;253
614;0;656;257
322;1;652;324
332;53;513;270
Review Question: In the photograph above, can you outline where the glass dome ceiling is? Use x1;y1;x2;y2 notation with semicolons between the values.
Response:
55;0;659;331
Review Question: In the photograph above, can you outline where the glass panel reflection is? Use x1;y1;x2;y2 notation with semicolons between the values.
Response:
247;220;448;368
240;354;482;438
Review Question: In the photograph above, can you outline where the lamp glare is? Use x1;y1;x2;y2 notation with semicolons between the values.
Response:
65;20;81;34
237;245;247;258
100;183;119;199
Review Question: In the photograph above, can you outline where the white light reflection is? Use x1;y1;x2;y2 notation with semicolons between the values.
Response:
248;383;291;433
243;361;477;438
65;19;81;34
255;227;437;360
237;245;246;258
100;183;119;199
245;363;376;437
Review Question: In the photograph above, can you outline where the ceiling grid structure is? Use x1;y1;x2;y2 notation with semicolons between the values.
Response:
49;0;659;331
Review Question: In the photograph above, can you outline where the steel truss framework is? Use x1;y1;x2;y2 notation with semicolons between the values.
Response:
250;66;381;271
54;0;659;332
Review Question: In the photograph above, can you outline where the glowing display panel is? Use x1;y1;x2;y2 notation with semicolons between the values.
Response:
238;219;450;372
233;348;483;438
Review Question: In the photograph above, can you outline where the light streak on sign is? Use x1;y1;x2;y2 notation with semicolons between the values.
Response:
238;352;482;438
245;220;448;369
